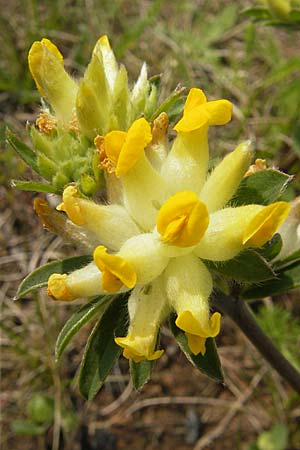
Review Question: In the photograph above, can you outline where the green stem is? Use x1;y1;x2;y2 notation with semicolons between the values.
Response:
212;293;300;394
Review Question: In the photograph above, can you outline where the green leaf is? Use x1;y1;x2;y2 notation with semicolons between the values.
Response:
274;249;300;271
262;58;300;89
16;255;92;299
232;170;293;206
150;85;186;121
6;128;39;174
243;264;300;299
257;424;288;450
256;234;283;261
11;420;47;436
204;250;276;282
27;394;54;425
55;295;112;361
79;294;129;400
241;7;271;20
11;179;59;194
169;314;223;383
130;359;153;390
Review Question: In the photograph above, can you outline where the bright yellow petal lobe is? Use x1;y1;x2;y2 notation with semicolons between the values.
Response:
243;201;290;247
157;191;209;247
47;274;75;301
174;88;232;133
186;334;207;356
184;88;207;113
93;245;137;292
205;99;233;125
116;117;152;176
115;336;164;363
174;107;209;133
176;311;221;338
104;130;127;167
58;186;85;226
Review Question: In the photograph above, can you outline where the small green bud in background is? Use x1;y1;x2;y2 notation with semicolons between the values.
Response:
267;0;291;18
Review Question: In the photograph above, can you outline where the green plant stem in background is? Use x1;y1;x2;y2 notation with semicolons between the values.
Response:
212;293;300;394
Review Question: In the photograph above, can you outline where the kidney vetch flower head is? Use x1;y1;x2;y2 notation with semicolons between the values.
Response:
42;83;290;362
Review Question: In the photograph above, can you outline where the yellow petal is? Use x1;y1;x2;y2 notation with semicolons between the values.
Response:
161;127;209;194
176;311;221;338
48;262;108;300
174;106;209;133
104;130;127;167
116;117;152;176
195;202;290;261
58;189;140;251
165;253;216;356
157;191;209;247
186;334;207;356
119;233;169;285
200;141;254;212
243;201;290;247
115;280;167;362
205;99;233;126
28;39;77;124
28;39;63;96
184;88;207;113
47;274;75;301
58;186;84;226
93;35;118;90
115;336;164;362
122;154;167;231
93;245;137;292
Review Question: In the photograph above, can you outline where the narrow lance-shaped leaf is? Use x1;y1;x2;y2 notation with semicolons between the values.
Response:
11;179;59;194
130;359;153;391
79;294;129;400
232;169;293;206
16;255;92;299
55;295;113;361
243;264;300;299
274;250;300;271
150;85;186;121
6;129;39;174
204;249;276;282
169;314;224;383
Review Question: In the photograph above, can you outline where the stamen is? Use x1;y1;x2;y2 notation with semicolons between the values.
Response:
245;159;267;177
36;112;57;135
95;134;116;173
151;112;169;144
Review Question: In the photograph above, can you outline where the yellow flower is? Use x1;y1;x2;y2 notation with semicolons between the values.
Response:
47;88;290;362
28;35;153;136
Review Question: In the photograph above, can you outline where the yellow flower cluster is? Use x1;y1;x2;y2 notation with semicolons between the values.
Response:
30;36;290;362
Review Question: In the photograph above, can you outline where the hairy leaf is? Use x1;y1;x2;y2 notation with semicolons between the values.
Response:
79;295;129;400
130;359;153;390
11;179;58;194
55;295;113;361
232;170;293;206
6;129;39;174
204;250;276;282
243;264;300;299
